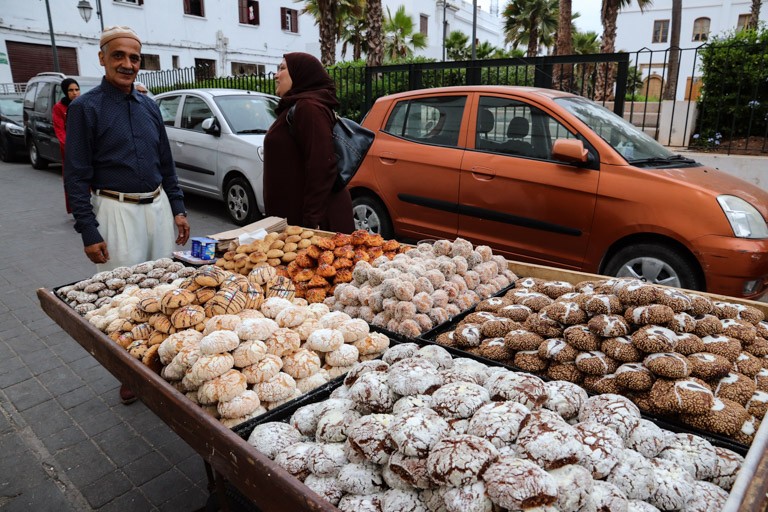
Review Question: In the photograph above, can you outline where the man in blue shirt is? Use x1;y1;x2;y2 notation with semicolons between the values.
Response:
64;26;190;271
64;26;190;405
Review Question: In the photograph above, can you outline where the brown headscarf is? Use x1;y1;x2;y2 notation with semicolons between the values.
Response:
276;52;339;115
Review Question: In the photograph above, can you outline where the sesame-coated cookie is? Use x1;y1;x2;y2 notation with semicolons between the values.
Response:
602;336;644;362
473;337;513;361
687;292;715;316
735;304;765;325
754;368;768;390
657;288;693;312
616;282;660;306
564;324;602;351
688;352;732;380
736;351;764;377
615;363;655;391
513;352;547;376
539;280;575;299
651;378;714;415
496;303;533;322
546;361;584;384
588;314;631;338
693;314;724;337
524;311;565;338
480;317;519;338
713;301;740;319
575;351;619;376
643;352;691;379
538;338;579;362
506;289;553;311
681;397;750;437
713;372;757;405
675;332;706;355
583;373;624;395
745;390;768;418
504;329;545;351
733;415;761;445
453;323;484;348
625;304;675;326
746;337;768;357
721;318;758;344
540;301;586;325
702;335;744;362
667;312;697;333
584;294;623;316
631;325;678;353
475;296;510;312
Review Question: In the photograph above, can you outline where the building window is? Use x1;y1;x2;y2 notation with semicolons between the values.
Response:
420;14;428;36
184;0;205;17
737;13;751;31
692;17;710;41
281;7;298;33
232;62;265;75
652;19;669;43
141;53;161;70
239;0;259;25
195;58;216;80
172;55;180;69
114;0;144;5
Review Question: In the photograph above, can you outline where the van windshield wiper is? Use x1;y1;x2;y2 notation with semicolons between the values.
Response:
237;128;268;134
629;154;698;167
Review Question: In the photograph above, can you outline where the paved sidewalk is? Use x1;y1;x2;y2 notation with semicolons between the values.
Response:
0;160;241;511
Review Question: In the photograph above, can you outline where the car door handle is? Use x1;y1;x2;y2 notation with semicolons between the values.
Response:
471;166;496;180
379;152;397;164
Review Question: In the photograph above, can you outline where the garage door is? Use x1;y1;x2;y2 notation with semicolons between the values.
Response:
6;41;79;84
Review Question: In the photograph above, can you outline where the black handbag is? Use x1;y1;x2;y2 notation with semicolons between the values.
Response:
286;105;375;192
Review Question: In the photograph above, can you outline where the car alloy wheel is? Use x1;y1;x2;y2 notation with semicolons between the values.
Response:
28;140;48;169
604;243;702;291
352;195;394;239
225;176;259;226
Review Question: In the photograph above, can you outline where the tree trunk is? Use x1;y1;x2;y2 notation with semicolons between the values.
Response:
366;0;383;67
748;0;762;30
527;17;539;57
595;0;619;101
554;0;574;91
663;0;682;101
318;0;336;66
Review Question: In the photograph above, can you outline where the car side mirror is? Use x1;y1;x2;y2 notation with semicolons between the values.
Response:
552;138;589;165
202;117;220;137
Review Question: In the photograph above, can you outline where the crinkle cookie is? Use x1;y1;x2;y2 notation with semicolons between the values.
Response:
387;357;443;396
388;407;450;457
343;360;389;387
516;409;584;469
274;441;314;480
337;462;386;495
386;451;431;490
707;446;745;491
484;371;547;409
467;400;530;448
337;494;383;512
381;343;420;365
483;456;558;510
575;420;623;479
307;442;348;478
348;371;397;413
303;474;344;506
625;418;668;458
247;421;302;459
657;432;718;480
442;481;493;512
648;458;695;512
415;344;454;370
548;464;595;512
543;380;588;421
431;382;490;419
592;480;630;512
578;393;640;440
345;413;396;465
425;434;499;487
685;481;729;512
588;314;630;338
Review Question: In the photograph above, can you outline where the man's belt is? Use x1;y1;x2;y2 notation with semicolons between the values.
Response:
95;186;161;205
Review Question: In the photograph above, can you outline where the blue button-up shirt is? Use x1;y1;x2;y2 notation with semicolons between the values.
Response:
64;77;185;246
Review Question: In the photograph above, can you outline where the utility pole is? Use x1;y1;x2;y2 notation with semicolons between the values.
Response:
471;0;477;60
44;0;60;72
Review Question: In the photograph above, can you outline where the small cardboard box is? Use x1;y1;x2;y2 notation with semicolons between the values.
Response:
208;216;288;252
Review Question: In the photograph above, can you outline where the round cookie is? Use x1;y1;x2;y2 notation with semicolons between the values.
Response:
579;394;641;440
540;280;575;299
508;290;553;311
747;390;768;418
387;357;443;396
306;442;348;478
616;282;659;306
601;336;643;363
625;304;675;326
425;434;499;487
688;352;732;380
484;371;547;409
514;350;549;373
388;407;450;457
588;314;630;338
430;382;490;419
575;421;623;478
626;418;668;458
516;409;584;469
591;480;630;512
247;421;302;459
563;324;602;351
538;338;579;362
483;456;558;510
274;441;314;480
733;415;761;445
415;344;454;370
548;464;595;512
504;329;545;351
708;446;745;491
721;318;758;344
584;293;623;316
755;367;768;390
667;312;697;333
675;332;706;355
643;352;691;379
684;481;729;512
688;292;715;316
713;372;757;405
607;449;657;500
657;432;718;480
540;301;586;325
441;481;493;512
543;380;588;421
735;351;764;377
336;463;386;495
467;400;530;448
575;351;619;375
475;296;509;312
583;373;624;395
648;458;695;512
524;311;564;338
475;337;515;361
546;361;584;384
631;325;678;353
344;413;395;465
657;288;693;312
694;314;724;337
347;371;397;413
496;303;533;322
480;317;519;338
650;378;714;415
343;360;389;387
681;397;750;437
701;335;743;362
381;343;420;365
615;363;655;391
453;323;484;348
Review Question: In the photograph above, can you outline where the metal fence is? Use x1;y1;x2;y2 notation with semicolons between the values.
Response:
138;42;768;155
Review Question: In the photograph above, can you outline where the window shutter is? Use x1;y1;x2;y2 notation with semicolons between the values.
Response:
200;0;205;17
280;7;288;30
291;9;298;33
238;0;247;23
184;0;190;14
253;1;260;24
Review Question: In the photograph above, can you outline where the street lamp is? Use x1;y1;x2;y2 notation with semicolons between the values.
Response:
439;0;452;62
77;0;104;32
44;0;60;72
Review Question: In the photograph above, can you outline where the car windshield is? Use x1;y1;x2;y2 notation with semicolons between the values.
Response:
555;96;694;167
214;95;278;134
0;97;23;116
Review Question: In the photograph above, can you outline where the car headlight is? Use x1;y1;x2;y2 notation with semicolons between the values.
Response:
257;146;264;161
717;195;768;238
6;123;23;136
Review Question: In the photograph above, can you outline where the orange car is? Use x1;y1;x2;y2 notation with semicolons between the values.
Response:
349;86;768;300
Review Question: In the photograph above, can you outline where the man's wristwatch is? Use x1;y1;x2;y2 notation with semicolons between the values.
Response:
175;212;187;217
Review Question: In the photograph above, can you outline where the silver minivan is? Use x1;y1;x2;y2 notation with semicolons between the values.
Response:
153;88;278;225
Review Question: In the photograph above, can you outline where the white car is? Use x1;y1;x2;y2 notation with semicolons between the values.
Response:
154;88;279;225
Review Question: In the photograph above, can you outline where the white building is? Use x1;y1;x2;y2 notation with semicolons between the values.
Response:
0;0;505;86
615;0;767;100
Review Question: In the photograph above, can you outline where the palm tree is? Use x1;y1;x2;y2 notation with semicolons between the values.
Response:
366;0;384;66
475;41;498;59
662;0;681;100
298;0;366;65
594;0;653;100
502;0;558;57
445;30;470;61
747;0;762;30
382;6;427;62
554;0;574;90
571;30;601;96
340;15;368;60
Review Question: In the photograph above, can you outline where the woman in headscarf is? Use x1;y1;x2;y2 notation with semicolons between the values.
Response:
53;78;80;214
263;52;354;232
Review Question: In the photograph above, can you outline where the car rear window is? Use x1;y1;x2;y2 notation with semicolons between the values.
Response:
383;95;467;148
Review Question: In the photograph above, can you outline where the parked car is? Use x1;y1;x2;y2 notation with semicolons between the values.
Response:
349;85;768;300
23;72;101;169
153;88;279;226
0;93;25;162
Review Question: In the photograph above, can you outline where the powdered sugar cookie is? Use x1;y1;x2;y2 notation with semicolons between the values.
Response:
516;409;584;469
483;456;558;509
426;434;499;487
388;407;450;457
543;380;588;421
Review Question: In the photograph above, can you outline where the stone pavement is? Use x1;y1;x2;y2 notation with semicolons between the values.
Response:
0;159;242;511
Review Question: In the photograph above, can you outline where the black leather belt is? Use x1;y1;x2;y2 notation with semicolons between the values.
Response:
96;188;160;204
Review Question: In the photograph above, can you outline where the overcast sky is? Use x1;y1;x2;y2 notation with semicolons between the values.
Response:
475;0;604;36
